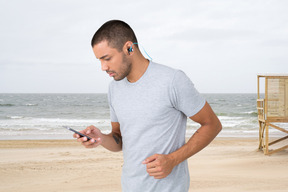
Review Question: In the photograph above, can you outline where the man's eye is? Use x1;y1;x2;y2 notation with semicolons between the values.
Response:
105;58;111;61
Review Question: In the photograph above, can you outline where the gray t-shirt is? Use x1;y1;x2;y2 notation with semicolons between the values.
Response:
108;61;205;192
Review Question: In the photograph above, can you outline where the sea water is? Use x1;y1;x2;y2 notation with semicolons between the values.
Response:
0;93;285;140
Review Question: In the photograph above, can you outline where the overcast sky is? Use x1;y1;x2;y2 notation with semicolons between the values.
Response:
0;0;287;93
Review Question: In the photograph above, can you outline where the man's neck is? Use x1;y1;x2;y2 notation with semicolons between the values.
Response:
127;57;150;83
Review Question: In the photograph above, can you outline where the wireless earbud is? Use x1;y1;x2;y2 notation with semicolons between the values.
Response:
128;45;133;53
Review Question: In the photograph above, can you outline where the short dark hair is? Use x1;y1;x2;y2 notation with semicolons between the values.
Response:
91;20;138;51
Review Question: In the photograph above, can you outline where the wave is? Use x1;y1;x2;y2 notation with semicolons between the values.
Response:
0;103;38;107
241;111;258;115
0;117;111;126
8;116;25;119
0;104;14;107
25;103;38;106
216;112;258;117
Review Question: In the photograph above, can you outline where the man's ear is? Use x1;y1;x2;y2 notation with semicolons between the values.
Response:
123;41;134;55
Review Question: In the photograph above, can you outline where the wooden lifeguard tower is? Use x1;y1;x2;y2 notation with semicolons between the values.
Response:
257;74;288;155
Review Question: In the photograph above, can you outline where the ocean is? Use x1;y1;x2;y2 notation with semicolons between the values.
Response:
0;93;285;140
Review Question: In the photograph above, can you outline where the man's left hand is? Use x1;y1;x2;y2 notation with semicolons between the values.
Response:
142;154;176;179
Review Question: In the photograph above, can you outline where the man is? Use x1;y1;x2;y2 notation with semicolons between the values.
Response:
74;20;222;191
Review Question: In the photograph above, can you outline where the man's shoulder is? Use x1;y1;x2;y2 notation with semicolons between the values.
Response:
151;62;178;73
149;62;181;79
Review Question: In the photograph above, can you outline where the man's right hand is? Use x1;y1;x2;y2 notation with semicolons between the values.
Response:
73;125;102;148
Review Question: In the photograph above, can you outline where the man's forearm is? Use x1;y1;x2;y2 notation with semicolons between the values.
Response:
169;123;222;166
101;132;122;152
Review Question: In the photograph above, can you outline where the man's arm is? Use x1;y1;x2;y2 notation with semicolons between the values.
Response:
74;122;122;152
101;122;122;152
143;102;222;179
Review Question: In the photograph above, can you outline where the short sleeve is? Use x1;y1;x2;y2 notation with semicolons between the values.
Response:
170;70;206;117
108;83;119;122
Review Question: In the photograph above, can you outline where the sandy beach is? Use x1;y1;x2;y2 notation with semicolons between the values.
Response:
0;138;287;192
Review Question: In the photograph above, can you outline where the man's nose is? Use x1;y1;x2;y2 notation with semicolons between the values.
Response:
101;62;108;71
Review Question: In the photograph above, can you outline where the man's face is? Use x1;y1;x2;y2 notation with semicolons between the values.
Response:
92;41;131;81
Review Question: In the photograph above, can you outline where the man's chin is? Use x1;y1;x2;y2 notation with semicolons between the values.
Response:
113;76;125;81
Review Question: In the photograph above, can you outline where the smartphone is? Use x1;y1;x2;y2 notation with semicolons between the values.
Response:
63;126;94;141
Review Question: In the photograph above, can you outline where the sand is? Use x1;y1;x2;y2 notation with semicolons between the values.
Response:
0;138;287;192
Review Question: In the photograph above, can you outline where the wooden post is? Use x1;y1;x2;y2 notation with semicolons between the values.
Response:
257;76;261;150
264;77;269;154
257;75;260;99
265;123;269;155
